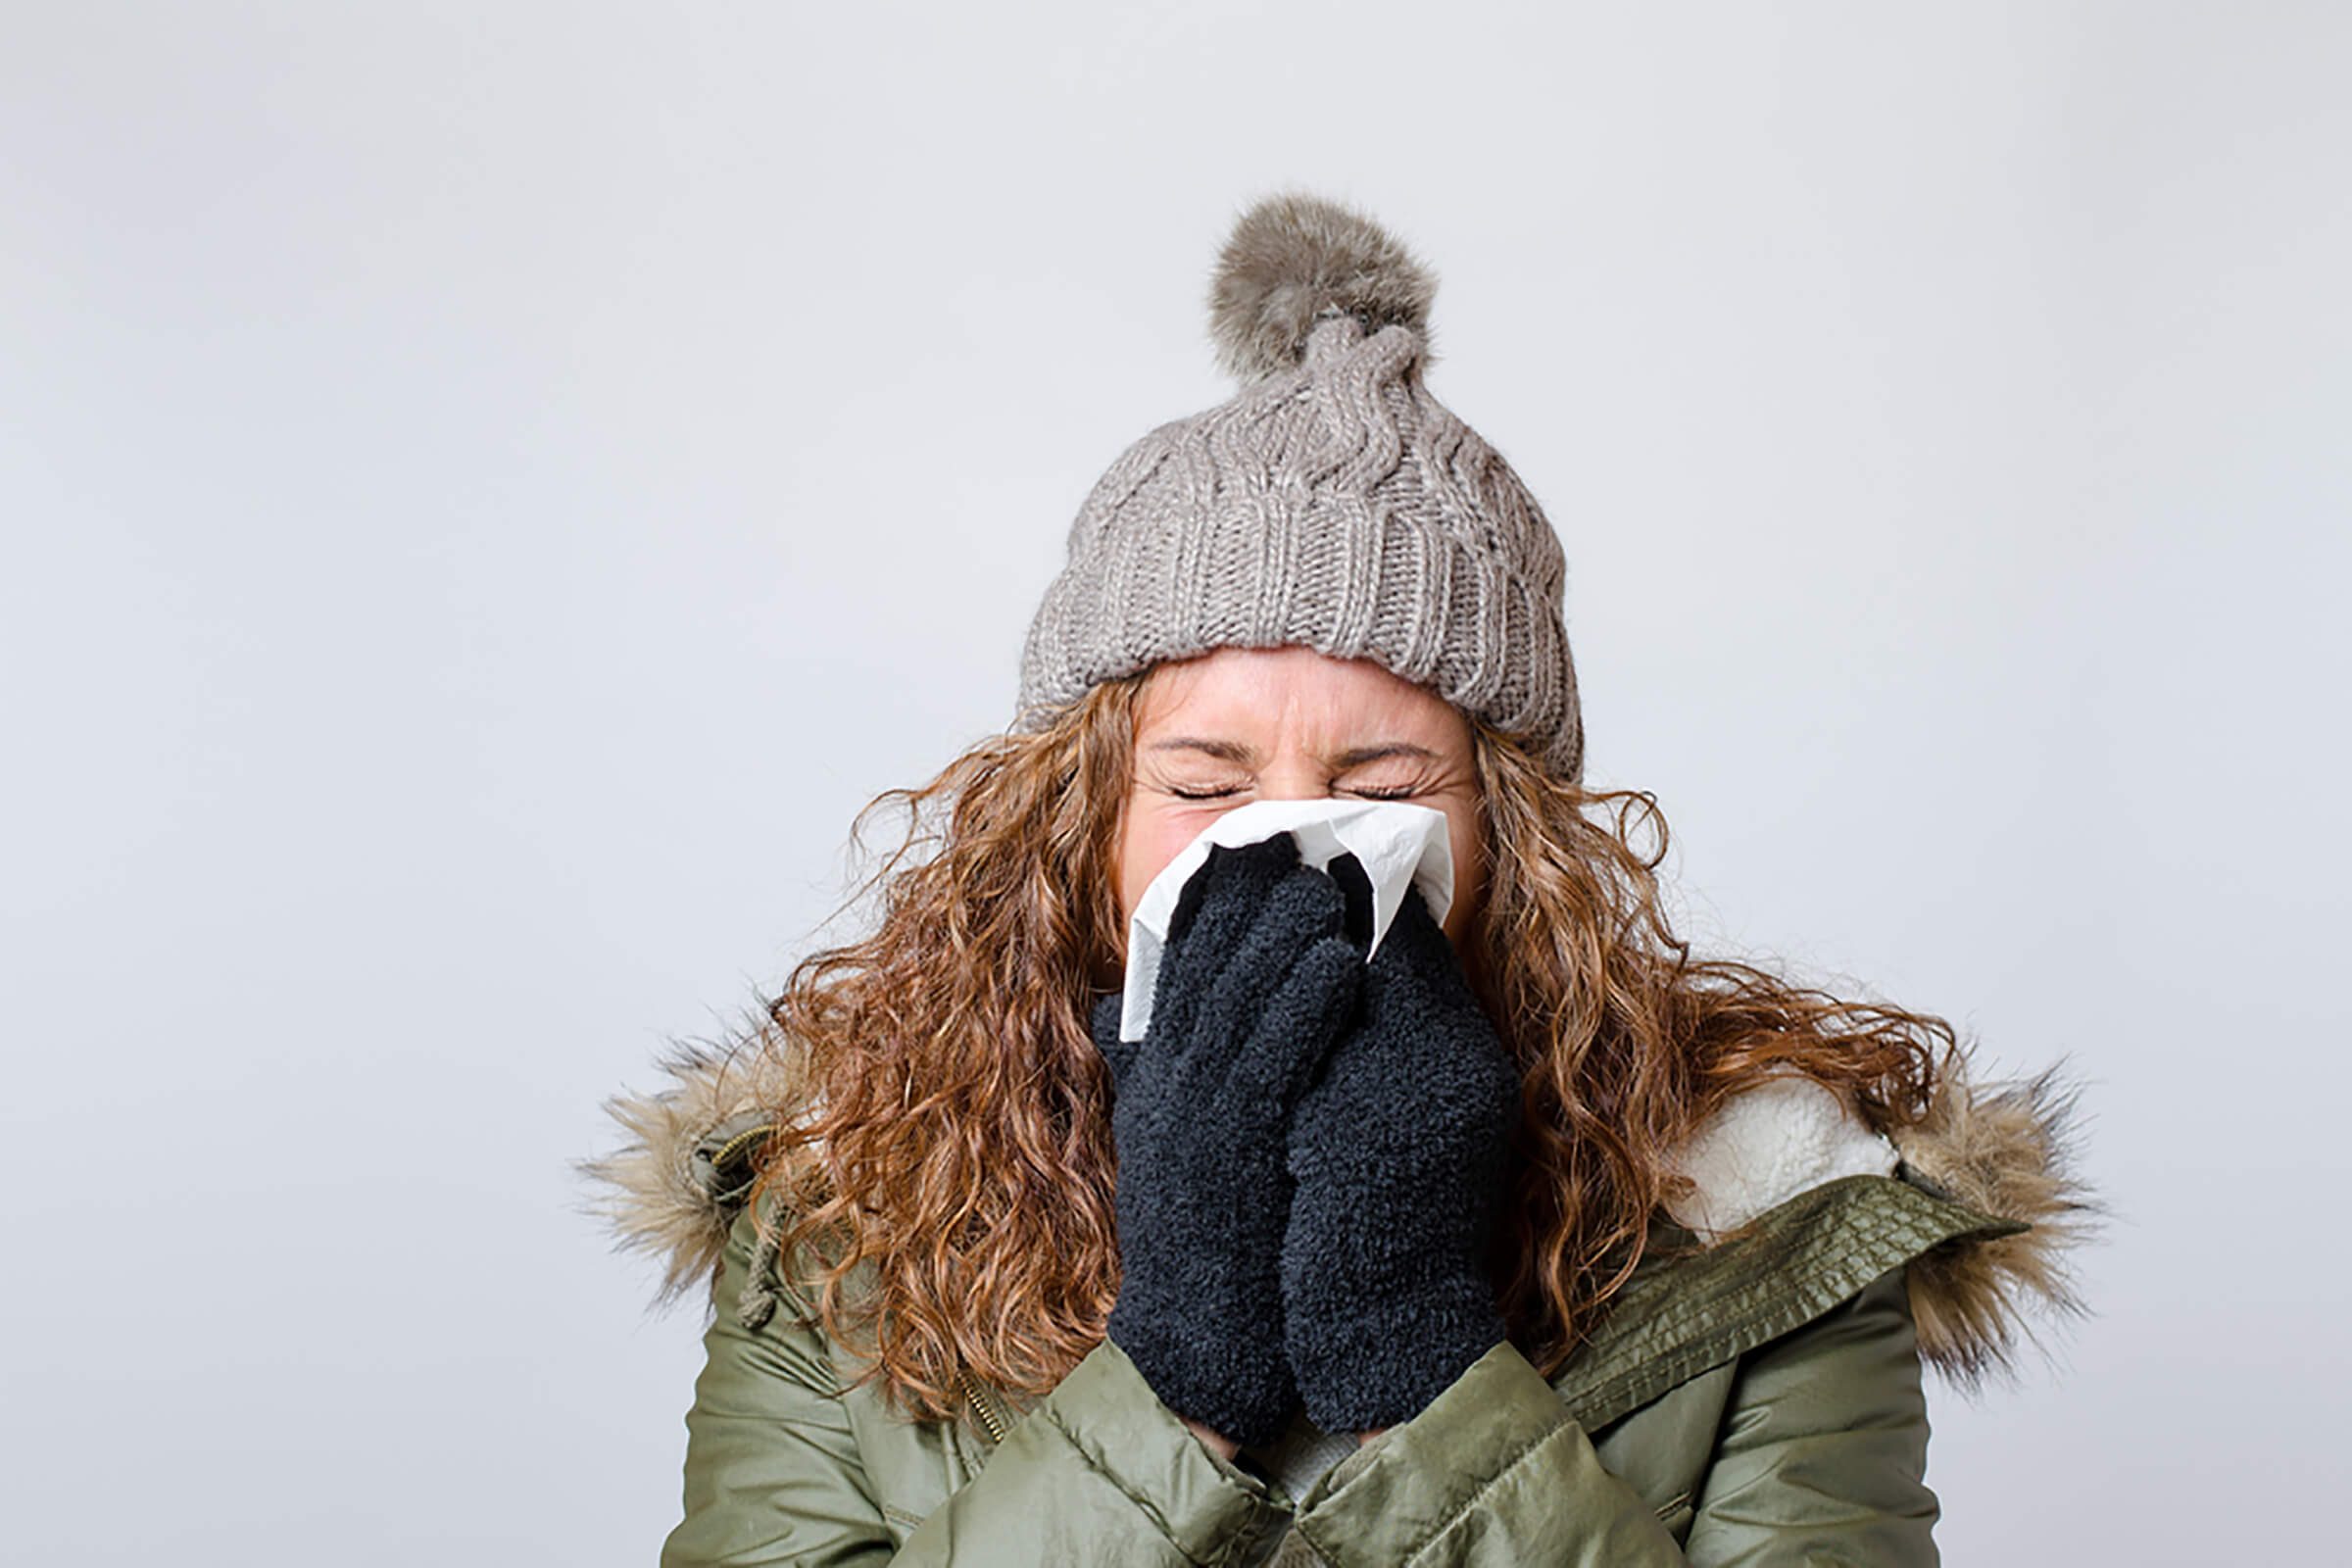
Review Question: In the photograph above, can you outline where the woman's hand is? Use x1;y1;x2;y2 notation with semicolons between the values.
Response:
1279;875;1522;1435
1089;833;1364;1450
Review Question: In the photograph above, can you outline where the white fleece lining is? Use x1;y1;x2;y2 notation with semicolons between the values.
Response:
1662;1073;1901;1244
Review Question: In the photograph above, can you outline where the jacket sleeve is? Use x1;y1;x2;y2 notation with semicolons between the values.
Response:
1677;1265;1938;1567
891;1339;1291;1567
1285;1265;1937;1567
662;1205;1293;1568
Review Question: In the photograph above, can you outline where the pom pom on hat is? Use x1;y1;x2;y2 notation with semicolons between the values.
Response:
1206;191;1439;384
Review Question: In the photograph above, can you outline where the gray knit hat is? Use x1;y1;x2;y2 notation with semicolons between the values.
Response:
1013;191;1585;784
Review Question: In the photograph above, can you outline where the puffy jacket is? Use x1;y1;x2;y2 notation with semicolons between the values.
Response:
588;1046;2096;1566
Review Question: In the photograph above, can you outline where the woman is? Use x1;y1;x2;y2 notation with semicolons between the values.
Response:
588;192;2099;1566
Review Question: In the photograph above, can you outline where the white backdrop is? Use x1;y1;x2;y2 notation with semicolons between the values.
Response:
5;4;2344;1562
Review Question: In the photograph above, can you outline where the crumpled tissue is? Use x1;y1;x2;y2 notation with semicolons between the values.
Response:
1117;797;1457;1043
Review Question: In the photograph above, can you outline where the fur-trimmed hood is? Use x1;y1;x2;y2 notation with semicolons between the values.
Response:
583;1027;2100;1396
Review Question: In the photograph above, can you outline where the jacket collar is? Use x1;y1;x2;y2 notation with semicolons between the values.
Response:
1654;1047;2102;1392
584;1033;2099;1402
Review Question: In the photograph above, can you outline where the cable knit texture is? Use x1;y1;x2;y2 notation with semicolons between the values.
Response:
1280;875;1522;1433
1013;191;1586;785
1090;834;1365;1447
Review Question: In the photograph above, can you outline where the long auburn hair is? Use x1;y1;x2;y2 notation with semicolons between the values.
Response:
743;669;1945;1422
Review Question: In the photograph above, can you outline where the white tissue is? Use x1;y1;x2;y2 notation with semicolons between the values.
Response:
1117;798;1457;1043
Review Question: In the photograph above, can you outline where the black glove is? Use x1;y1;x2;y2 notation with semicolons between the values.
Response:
1279;869;1521;1433
1090;833;1365;1447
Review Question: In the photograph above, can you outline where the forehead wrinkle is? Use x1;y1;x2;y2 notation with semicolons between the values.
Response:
1142;735;1443;769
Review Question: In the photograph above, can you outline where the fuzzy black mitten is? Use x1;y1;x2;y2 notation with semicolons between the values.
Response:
1090;833;1365;1447
1280;874;1522;1433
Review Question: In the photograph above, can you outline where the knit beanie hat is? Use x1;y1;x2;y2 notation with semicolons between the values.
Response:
1013;191;1586;785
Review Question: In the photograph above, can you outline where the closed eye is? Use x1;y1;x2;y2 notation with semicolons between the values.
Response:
1167;785;1420;802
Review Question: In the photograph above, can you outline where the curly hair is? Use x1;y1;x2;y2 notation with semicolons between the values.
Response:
741;672;1946;1422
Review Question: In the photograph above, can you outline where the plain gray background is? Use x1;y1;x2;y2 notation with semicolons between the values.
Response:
5;3;2344;1562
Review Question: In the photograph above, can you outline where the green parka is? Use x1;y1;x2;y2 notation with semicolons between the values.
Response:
589;1045;2094;1566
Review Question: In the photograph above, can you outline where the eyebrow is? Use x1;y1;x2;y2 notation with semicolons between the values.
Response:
1145;737;1443;769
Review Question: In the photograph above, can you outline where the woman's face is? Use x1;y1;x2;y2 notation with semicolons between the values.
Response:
1115;644;1489;957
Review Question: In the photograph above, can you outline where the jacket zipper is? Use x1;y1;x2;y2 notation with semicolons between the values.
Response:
959;1368;1009;1446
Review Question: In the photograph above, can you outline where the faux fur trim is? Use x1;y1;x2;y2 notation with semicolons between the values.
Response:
1886;1041;2106;1393
584;1026;2101;1395
577;1008;804;1307
1660;1042;2105;1394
